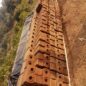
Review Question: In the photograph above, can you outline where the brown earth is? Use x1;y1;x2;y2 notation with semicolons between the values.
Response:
58;0;86;86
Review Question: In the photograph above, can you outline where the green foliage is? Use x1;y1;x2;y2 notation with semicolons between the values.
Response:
0;0;37;86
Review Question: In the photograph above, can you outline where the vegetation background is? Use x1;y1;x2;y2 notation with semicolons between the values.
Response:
0;0;36;85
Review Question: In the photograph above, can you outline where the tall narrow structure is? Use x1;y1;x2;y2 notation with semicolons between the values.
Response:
17;0;69;86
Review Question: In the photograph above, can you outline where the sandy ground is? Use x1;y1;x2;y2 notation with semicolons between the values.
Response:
58;0;86;86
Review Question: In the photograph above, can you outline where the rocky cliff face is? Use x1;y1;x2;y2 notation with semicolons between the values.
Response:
58;0;86;86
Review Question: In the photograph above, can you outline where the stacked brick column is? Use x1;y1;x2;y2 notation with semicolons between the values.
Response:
17;0;69;86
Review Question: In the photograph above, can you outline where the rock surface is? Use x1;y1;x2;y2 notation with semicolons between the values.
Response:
58;0;86;86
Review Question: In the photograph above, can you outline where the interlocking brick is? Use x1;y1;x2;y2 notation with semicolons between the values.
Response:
17;0;69;85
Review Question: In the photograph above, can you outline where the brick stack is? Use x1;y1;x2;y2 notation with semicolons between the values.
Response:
17;0;69;86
